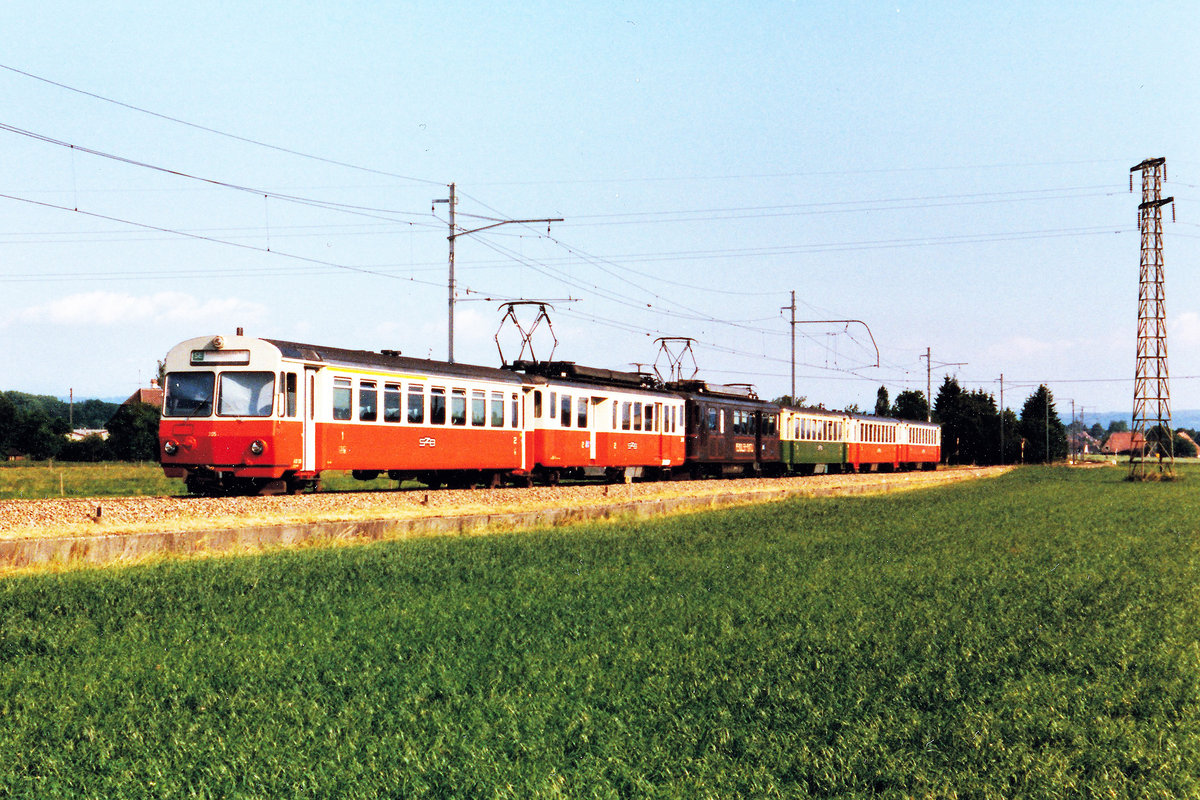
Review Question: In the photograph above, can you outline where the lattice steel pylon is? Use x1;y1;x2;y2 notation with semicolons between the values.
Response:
1129;157;1176;480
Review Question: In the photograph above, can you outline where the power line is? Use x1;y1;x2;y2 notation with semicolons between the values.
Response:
0;190;448;289
0;63;443;186
0;121;433;224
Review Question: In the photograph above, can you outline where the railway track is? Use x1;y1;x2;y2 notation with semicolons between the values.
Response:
0;467;1010;543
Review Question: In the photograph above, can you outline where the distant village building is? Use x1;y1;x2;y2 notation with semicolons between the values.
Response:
67;428;109;442
1068;430;1101;456
123;385;164;409
1101;431;1146;456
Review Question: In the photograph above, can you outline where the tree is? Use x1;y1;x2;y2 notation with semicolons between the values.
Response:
60;434;111;462
0;394;16;454
999;408;1022;464
874;386;890;417
106;402;161;461
1088;422;1105;439
13;407;65;461
1018;385;1067;463
933;376;965;463
891;390;929;422
771;395;807;407
1174;432;1198;458
1108;419;1129;434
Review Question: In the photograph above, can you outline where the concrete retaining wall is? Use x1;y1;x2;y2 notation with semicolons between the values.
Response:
0;469;1006;571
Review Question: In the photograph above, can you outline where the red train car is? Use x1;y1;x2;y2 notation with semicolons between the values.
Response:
159;335;686;494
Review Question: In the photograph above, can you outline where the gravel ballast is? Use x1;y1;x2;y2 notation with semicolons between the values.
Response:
0;467;1010;544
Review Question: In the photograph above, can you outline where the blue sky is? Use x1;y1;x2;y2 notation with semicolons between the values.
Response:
2;1;1198;423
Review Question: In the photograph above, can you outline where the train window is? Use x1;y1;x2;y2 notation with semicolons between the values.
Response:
632;402;642;432
359;381;378;422
561;394;571;427
512;393;519;428
646;403;656;433
549;392;557;420
490;392;504;427
330;377;352;421
164;372;215;417
622;402;632;431
706;407;718;432
217;372;275;417
451;389;467;426
577;397;588;429
408;385;425;424
533;390;543;419
283;373;298;417
430;387;446;425
384;384;402;423
471;390;486;427
613;401;620;430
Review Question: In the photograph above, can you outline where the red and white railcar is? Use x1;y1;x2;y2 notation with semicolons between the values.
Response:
510;362;686;483
160;335;687;493
846;415;900;471
898;419;941;469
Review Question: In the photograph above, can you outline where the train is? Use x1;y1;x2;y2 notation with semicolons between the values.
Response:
158;334;941;495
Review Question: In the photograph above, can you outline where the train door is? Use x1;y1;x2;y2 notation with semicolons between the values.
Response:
520;388;534;472
654;402;665;463
303;366;319;472
588;398;598;462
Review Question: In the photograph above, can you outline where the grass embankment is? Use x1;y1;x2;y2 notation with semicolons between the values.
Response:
1;466;1199;797
0;461;395;499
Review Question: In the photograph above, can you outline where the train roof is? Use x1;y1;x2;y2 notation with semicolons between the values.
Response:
666;380;761;401
504;360;660;390
264;339;524;384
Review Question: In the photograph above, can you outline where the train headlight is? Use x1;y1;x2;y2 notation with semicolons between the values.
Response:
163;440;179;456
249;440;265;456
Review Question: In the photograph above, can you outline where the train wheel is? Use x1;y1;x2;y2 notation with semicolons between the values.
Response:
545;469;561;487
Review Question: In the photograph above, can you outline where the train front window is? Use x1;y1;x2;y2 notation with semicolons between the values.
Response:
218;372;275;417
164;372;214;417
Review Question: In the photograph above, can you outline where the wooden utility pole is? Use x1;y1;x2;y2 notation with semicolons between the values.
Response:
781;291;797;401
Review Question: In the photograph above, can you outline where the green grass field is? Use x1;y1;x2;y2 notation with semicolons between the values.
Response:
1;466;1198;797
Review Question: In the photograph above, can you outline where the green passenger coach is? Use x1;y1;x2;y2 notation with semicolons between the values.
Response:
780;406;848;474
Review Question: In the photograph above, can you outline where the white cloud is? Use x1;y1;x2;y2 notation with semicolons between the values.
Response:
7;291;267;328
